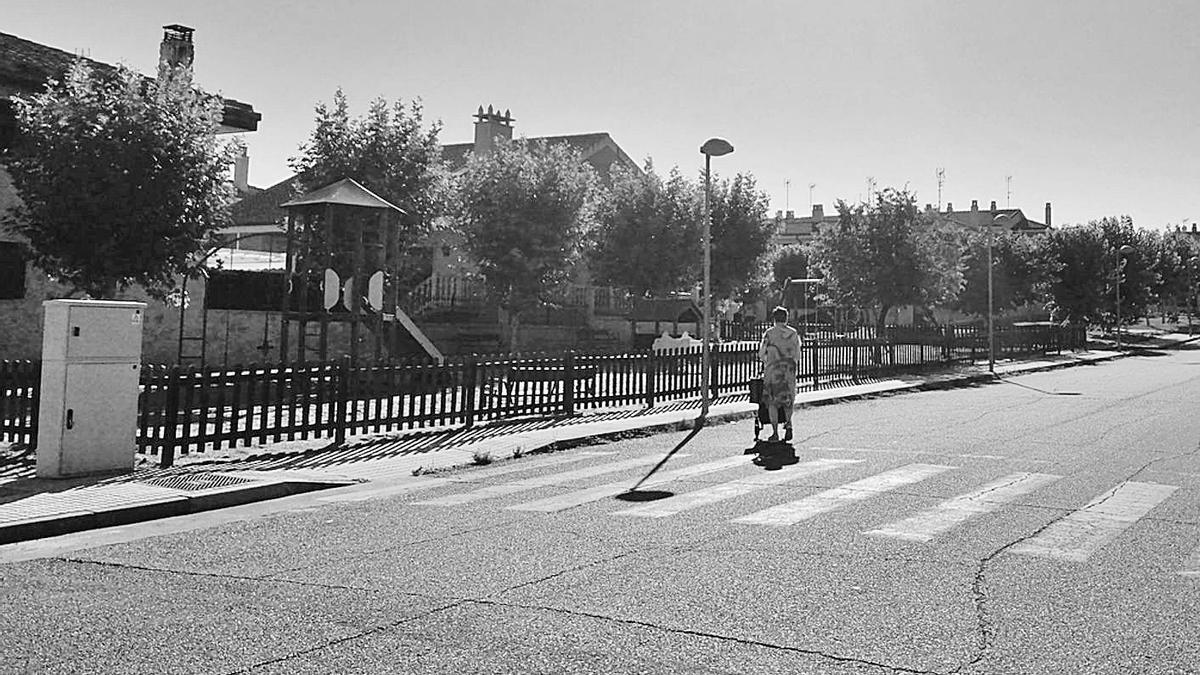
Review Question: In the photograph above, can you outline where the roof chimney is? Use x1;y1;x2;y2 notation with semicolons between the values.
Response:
786;210;794;219
233;147;249;193
971;199;979;212
812;204;824;218
1045;202;1052;228
159;24;194;71
945;202;953;212
990;200;997;211
473;105;514;154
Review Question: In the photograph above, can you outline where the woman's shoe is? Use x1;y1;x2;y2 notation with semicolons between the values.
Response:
783;427;793;442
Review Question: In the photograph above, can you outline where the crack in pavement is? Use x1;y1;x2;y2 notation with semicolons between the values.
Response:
52;556;382;593
222;598;470;675
460;596;949;675
951;447;1191;675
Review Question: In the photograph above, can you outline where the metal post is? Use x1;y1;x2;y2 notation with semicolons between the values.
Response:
987;226;995;373
701;153;712;419
1116;254;1122;351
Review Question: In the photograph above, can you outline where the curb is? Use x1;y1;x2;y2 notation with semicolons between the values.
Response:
0;478;354;546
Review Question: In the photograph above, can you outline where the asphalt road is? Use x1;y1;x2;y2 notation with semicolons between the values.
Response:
1;348;1198;674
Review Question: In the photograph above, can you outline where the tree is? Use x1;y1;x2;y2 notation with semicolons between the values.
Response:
590;161;702;298
708;172;775;304
289;89;446;288
954;230;1056;319
810;188;963;335
454;138;601;351
1043;224;1111;325
768;244;816;309
2;60;238;298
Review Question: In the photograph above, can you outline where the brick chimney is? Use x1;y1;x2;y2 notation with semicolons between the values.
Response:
990;200;997;211
233;146;249;193
473;105;514;154
1045;202;1052;227
812;204;824;218
786;210;794;219
945;202;953;212
159;24;194;70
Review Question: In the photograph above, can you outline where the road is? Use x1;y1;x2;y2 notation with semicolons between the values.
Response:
1;348;1197;674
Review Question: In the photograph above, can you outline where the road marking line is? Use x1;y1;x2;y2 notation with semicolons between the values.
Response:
611;459;863;518
412;455;674;506
507;456;750;513
1181;544;1200;578
865;472;1062;542
316;452;610;502
1010;481;1179;563
808;446;1009;461
732;463;955;527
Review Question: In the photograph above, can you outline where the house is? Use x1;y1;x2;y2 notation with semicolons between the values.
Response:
227;105;639;273
225;106;640;355
0;25;261;362
771;199;1052;248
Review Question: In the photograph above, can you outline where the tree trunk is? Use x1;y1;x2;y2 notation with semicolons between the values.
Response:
507;311;522;354
872;304;891;364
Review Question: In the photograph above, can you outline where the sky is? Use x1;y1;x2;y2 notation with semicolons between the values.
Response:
6;0;1199;231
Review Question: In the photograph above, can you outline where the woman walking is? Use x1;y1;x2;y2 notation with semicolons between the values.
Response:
759;306;800;442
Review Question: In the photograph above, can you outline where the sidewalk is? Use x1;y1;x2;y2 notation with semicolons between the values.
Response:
0;337;1187;546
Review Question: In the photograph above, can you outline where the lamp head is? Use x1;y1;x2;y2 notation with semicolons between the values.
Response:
700;138;734;157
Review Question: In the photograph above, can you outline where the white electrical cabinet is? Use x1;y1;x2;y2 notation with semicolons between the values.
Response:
37;299;146;478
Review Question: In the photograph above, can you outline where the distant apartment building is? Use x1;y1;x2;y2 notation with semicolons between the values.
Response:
772;199;1052;248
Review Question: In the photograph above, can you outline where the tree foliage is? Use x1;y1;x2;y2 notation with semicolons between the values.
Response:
590;161;702;298
454;138;601;350
2;60;237;298
289;89;446;287
954;230;1056;318
811;188;963;331
707;172;775;303
768;244;815;308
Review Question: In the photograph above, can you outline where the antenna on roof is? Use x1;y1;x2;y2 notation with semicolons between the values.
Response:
1006;175;1013;207
936;167;945;209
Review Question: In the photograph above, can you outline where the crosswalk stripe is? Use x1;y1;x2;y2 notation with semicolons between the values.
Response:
732;463;955;527
611;458;863;519
320;452;610;502
1010;481;1178;563
412;455;675;506
865;472;1063;542
507;455;750;513
1181;544;1200;578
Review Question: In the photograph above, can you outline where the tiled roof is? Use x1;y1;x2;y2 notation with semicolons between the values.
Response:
229;176;300;225
0;30;259;131
442;132;623;171
940;208;1048;231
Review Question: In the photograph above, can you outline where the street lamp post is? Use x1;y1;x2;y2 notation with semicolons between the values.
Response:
986;213;1018;373
1115;244;1135;350
699;138;734;420
1189;256;1198;336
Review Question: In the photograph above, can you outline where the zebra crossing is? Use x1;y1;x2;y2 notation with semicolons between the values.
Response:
405;452;1197;575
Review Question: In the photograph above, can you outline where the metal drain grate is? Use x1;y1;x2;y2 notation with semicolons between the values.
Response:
141;473;257;492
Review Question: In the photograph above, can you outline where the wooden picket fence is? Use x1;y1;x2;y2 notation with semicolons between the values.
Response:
0;324;1082;467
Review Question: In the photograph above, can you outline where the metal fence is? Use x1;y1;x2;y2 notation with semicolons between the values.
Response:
0;324;1082;467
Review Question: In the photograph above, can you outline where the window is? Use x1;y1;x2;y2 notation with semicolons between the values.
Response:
0;241;26;300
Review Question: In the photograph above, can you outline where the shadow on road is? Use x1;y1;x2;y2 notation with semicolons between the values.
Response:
750;441;799;471
615;423;704;502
